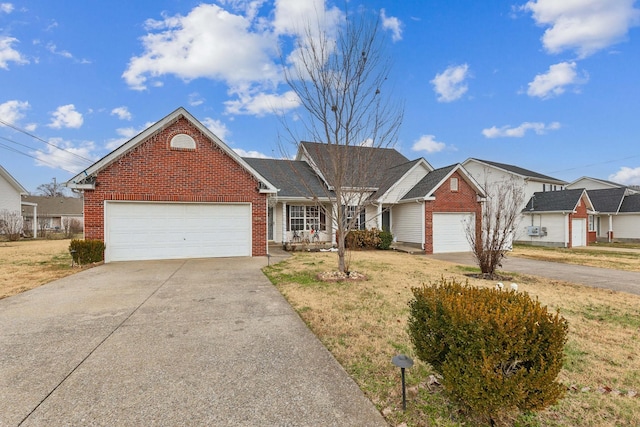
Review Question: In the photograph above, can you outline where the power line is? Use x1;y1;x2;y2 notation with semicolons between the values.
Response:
547;153;640;174
0;135;91;169
0;118;95;164
0;141;81;174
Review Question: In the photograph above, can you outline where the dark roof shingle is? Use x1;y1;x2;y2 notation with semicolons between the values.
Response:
585;188;626;213
401;165;457;200
523;189;585;212
243;157;332;199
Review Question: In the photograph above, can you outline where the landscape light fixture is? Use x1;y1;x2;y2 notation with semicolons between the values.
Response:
391;354;414;411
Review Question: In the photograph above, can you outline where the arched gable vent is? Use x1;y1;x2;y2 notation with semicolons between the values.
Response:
170;133;196;149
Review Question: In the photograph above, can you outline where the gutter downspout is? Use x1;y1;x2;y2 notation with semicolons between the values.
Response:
418;199;425;250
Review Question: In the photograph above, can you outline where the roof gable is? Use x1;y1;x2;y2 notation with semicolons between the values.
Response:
66;107;276;193
567;176;624;190
297;141;417;190
0;165;27;194
464;158;566;184
619;194;640;213
402;164;486;201
585;188;626;213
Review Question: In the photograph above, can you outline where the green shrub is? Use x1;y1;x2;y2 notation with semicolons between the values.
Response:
378;230;393;250
69;239;105;265
408;277;568;425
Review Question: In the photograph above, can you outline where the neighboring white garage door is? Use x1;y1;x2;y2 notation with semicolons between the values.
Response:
571;218;586;247
433;213;474;253
105;202;251;262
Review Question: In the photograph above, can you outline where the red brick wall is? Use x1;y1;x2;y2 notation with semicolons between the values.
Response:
568;194;589;248
83;116;267;256
423;171;483;254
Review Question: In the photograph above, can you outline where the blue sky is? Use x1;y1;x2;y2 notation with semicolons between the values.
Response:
1;0;639;193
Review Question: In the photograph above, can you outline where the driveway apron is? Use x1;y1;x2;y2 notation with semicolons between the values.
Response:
0;258;387;426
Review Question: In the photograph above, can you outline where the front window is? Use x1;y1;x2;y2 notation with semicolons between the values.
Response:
288;205;326;232
345;205;366;230
588;215;595;232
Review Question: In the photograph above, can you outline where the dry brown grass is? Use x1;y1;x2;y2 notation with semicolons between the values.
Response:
0;239;79;299
265;250;640;427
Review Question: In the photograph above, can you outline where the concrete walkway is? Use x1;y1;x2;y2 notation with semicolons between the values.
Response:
429;252;640;296
0;257;387;427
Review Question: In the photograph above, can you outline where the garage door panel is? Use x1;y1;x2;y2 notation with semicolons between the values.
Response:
433;213;474;253
105;202;251;262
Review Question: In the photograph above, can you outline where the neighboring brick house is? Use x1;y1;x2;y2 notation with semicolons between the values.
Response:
566;177;640;242
522;189;594;248
66;107;277;262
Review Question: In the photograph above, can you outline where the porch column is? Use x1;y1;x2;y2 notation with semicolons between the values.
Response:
32;204;37;238
281;201;287;243
608;214;613;242
376;204;382;229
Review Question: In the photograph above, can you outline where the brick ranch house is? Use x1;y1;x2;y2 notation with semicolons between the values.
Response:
67;107;486;263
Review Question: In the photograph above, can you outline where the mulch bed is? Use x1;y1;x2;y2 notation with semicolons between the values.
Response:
317;271;367;282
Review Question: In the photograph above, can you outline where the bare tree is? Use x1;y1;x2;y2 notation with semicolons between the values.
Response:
62;217;83;238
281;9;403;273
37;177;66;197
0;209;24;241
465;176;525;279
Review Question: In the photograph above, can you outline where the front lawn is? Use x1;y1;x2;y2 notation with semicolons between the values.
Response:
264;251;640;427
511;244;640;272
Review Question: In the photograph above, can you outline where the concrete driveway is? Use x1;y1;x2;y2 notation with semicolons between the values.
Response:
0;257;387;426
429;252;640;296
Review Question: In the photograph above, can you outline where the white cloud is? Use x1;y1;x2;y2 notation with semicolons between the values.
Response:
0;3;14;14
233;148;270;158
202;117;230;141
188;92;204;106
412;135;447;153
0;37;28;69
380;9;403;42
224;89;300;116
524;0;640;58
527;61;588;99
0;100;29;125
609;167;640;186
33;138;97;174
111;106;132;121
482;121;561;138
48;104;83;129
431;64;470;102
122;3;280;91
272;0;343;38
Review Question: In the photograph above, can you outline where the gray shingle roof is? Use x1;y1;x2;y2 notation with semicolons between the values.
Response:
243;158;332;199
22;195;83;215
620;194;640;213
401;164;457;200
585;188;626;213
470;158;566;184
523;189;585;212
368;158;423;200
299;141;410;188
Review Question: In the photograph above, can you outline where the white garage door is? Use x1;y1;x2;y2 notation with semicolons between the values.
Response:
571;218;586;247
433;213;474;253
105;202;252;262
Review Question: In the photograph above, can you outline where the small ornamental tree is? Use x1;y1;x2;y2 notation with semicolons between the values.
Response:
0;209;23;241
465;175;525;279
408;277;568;425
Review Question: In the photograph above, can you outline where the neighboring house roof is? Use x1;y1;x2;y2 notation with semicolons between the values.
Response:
0;164;28;194
619;194;640;213
401;164;486;201
523;188;591;213
585;188;626;213
22;195;83;216
65;107;277;193
242;158;334;199
298;141;418;189
567;176;624;190
465;158;567;184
